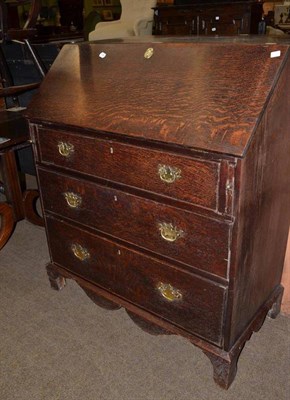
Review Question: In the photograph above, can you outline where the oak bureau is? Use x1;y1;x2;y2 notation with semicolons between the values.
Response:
25;37;290;389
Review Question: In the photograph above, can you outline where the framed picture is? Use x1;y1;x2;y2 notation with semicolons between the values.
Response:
104;0;113;5
93;0;103;6
102;9;113;20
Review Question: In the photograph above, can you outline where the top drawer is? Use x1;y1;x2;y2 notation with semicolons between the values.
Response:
37;127;220;211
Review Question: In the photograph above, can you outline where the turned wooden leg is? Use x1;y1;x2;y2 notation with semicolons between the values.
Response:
0;202;15;250
46;264;66;291
203;348;241;389
22;190;44;226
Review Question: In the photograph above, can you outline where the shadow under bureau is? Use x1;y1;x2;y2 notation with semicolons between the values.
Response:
25;37;290;389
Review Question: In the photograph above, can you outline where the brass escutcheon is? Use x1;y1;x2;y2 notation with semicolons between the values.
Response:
157;282;182;302
63;192;82;208
158;222;184;242
144;47;154;59
57;141;74;157
158;164;181;184
71;243;90;261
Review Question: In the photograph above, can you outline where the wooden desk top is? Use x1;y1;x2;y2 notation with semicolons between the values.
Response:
25;37;290;157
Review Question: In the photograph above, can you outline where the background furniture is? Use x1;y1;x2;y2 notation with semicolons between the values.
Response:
58;0;84;31
274;1;290;32
3;0;41;31
89;0;157;41
3;0;85;43
0;111;43;250
153;1;263;35
0;0;49;249
25;37;290;389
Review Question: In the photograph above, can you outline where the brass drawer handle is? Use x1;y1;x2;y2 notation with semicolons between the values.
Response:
144;47;154;59
57;141;74;157
71;244;90;261
157;282;182;302
158;222;184;242
158;164;181;184
63;192;82;208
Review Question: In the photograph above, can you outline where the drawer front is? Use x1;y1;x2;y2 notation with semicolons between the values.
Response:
46;216;227;346
39;169;230;278
37;127;219;210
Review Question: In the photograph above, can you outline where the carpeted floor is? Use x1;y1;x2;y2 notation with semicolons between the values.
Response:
0;220;289;400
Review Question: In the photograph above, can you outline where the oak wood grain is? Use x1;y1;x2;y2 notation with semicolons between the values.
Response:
25;41;289;157
28;38;290;389
37;127;220;211
38;167;231;278
225;51;290;349
46;215;227;346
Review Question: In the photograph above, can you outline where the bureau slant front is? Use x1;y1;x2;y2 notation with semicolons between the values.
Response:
25;38;290;389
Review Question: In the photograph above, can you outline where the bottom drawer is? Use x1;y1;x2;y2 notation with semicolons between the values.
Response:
46;216;227;346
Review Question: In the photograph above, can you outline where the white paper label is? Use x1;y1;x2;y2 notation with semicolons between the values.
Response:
99;52;107;59
7;107;26;112
215;16;220;20
212;27;217;31
270;50;281;58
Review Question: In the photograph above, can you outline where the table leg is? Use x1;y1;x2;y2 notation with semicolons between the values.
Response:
1;149;25;221
1;145;43;224
0;202;14;250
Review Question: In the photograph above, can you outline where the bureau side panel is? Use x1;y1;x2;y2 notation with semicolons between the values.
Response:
227;54;290;348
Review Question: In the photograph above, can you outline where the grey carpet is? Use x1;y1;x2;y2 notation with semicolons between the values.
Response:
0;220;289;400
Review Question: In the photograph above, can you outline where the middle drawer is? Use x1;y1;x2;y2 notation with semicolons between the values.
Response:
39;168;230;278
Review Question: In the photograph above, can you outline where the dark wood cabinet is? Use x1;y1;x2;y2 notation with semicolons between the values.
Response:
25;37;290;390
153;2;263;35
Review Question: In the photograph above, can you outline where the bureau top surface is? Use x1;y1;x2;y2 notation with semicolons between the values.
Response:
25;39;289;157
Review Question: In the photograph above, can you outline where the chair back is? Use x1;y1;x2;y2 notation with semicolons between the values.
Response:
0;0;47;109
0;0;41;39
120;0;156;23
89;0;157;40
